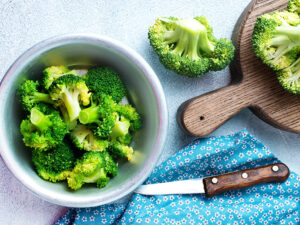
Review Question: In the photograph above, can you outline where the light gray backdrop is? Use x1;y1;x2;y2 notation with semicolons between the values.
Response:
1;0;299;224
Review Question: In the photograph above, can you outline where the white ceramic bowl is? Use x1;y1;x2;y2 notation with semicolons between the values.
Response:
0;34;168;207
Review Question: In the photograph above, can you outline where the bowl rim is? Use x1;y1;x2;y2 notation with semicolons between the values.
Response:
0;34;168;207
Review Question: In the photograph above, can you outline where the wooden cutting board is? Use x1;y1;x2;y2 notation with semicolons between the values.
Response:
177;0;300;137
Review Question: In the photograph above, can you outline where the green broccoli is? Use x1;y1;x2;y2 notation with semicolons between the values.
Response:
43;66;78;90
84;66;127;103
117;133;133;145
115;104;142;132
277;57;300;93
79;94;140;139
49;74;91;122
17;80;53;112
79;95;118;138
58;104;78;130
70;124;109;152
252;11;300;71
20;103;68;151
32;142;75;182
288;0;300;14
67;151;118;190
108;141;134;161
148;16;235;78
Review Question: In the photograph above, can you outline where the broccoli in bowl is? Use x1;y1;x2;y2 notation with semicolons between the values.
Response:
17;65;142;191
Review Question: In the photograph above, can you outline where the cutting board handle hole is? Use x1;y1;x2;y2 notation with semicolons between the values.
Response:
199;116;205;121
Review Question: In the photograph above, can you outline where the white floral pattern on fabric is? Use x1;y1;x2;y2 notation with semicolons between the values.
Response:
54;130;300;225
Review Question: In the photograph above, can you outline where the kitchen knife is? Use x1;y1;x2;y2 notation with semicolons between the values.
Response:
135;163;289;197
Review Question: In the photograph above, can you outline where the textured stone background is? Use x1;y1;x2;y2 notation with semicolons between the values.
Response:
2;0;300;224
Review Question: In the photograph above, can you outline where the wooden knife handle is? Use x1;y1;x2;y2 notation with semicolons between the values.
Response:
203;163;289;197
177;83;250;137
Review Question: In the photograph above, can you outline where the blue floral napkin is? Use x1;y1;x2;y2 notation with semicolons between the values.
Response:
54;130;300;225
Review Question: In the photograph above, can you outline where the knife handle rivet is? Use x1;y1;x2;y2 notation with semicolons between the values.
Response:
211;177;218;184
241;172;248;179
272;165;279;172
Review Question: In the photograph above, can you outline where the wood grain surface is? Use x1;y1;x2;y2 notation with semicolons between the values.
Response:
203;163;290;197
177;0;300;137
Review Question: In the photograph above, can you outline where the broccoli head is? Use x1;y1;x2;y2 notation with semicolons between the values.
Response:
49;74;91;122
32;142;75;182
252;11;300;71
288;0;300;14
17;80;53;112
20;103;68;151
43;65;78;90
79;94;141;139
79;94;118;138
277;57;300;93
108;141;134;161
148;16;235;77
115;104;142;132
67;152;118;190
117;133;133;145
70;124;109;152
84;66;127;102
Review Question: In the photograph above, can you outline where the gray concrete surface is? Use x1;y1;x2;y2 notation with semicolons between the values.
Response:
1;0;300;224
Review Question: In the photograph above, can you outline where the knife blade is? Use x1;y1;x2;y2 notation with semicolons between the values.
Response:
135;163;289;197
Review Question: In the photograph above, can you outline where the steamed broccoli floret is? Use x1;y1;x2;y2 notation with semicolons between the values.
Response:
79;94;141;138
110;116;130;140
43;66;78;90
148;16;235;77
115;104;142;132
70;124;109;152
108;141;134;161
49;74;91;122
117;133;133;145
32;142;75;182
17;80;53;112
84;66;127;102
277;57;300;93
20;103;68;151
67;152;118;190
79;95;118;138
252;11;300;71
288;0;300;14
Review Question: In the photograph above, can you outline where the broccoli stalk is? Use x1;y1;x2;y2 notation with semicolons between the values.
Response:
79;105;101;124
162;18;215;59
30;107;52;132
59;104;77;130
268;22;300;64
62;86;82;121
